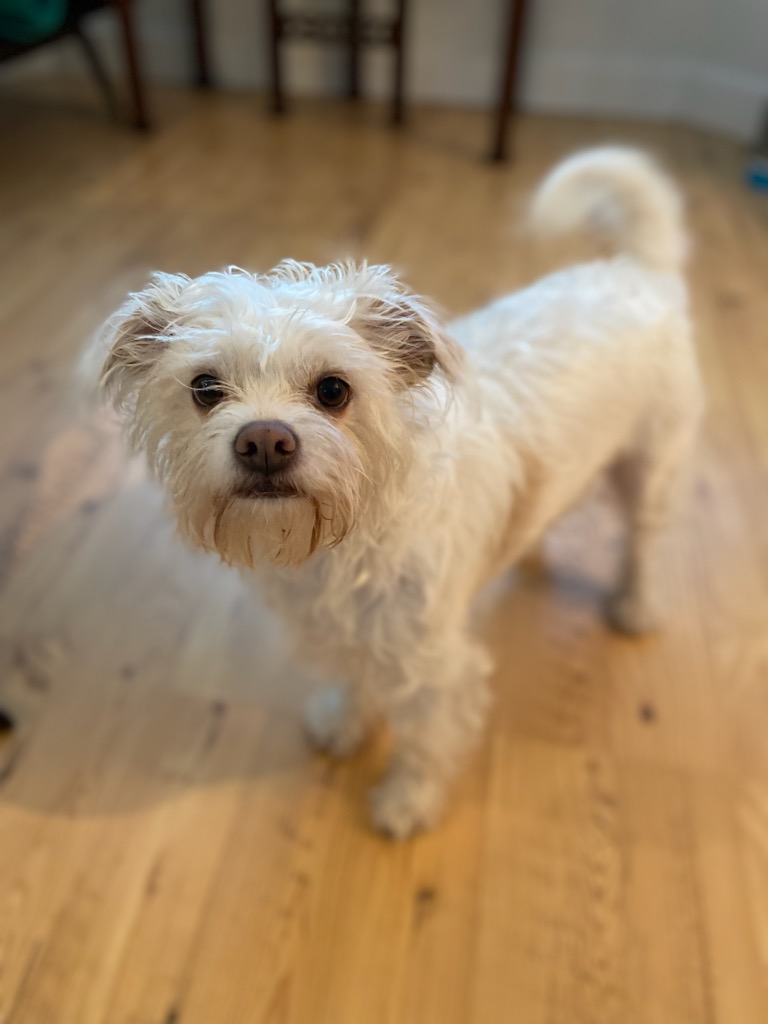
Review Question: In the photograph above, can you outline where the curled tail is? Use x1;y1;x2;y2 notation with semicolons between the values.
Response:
530;146;687;273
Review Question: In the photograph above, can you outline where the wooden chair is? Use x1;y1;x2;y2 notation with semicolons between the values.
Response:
267;0;409;124
0;0;211;130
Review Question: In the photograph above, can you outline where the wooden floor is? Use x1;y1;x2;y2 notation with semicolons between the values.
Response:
1;81;768;1024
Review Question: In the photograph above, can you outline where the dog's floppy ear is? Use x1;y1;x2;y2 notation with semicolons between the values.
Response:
353;292;464;388
100;273;191;402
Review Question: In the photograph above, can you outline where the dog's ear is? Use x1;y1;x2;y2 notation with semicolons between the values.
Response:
100;273;191;403
353;292;464;388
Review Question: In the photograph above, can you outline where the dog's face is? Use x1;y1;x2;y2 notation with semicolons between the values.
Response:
99;262;461;567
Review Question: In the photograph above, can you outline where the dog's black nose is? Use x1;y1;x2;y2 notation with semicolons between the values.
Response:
234;420;298;476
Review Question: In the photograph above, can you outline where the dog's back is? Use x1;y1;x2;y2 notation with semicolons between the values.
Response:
448;148;703;606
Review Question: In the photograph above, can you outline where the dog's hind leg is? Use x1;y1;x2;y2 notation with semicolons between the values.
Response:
606;421;697;634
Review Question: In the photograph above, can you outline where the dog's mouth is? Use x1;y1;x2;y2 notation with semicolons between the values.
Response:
235;480;303;501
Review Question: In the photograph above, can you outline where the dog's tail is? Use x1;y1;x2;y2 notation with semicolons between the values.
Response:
529;146;687;273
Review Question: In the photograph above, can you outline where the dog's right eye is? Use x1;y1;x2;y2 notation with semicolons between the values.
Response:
191;374;226;409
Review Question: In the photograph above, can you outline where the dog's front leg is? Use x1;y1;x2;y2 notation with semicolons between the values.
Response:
369;634;492;839
303;681;379;758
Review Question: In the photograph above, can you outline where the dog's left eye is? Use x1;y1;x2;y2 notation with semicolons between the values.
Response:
191;374;226;409
316;376;351;410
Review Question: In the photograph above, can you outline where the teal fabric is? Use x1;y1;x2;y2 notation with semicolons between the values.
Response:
0;0;68;43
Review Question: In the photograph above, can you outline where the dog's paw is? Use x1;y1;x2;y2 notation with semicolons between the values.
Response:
369;768;446;840
606;590;660;635
303;687;370;758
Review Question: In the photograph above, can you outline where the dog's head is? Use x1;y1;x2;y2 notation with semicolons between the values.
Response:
98;262;462;567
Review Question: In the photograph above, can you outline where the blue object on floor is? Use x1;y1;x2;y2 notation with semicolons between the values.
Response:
746;103;768;192
746;157;768;191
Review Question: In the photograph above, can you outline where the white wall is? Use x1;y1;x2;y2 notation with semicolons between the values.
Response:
522;0;768;139
6;0;768;140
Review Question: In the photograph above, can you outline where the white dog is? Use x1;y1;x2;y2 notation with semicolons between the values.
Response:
97;147;702;838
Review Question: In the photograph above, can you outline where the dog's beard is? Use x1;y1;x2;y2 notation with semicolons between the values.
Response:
173;478;362;568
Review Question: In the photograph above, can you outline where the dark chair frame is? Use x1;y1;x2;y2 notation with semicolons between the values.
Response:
267;0;408;124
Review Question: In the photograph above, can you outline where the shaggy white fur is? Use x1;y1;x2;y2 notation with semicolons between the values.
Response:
97;147;703;838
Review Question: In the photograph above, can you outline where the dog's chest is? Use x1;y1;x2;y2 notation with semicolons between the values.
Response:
259;547;428;665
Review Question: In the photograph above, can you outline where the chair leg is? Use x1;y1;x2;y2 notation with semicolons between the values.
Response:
490;0;529;162
267;0;285;114
348;0;361;99
113;0;150;130
391;0;406;125
73;22;120;121
189;0;211;87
